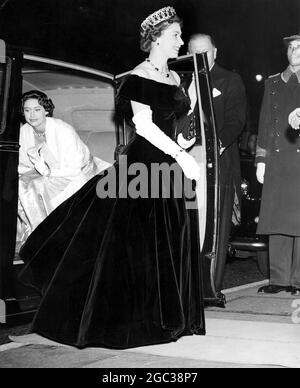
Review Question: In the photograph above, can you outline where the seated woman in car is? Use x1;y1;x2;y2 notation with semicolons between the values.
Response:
17;90;111;244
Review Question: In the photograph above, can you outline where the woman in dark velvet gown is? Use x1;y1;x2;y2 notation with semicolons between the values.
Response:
19;6;205;349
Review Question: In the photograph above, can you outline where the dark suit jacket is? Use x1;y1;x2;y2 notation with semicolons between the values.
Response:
210;64;247;193
179;64;246;198
207;64;247;290
179;63;246;291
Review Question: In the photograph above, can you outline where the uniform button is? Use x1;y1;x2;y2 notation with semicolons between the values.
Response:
271;91;275;95
274;119;279;123
297;149;300;153
275;149;280;152
273;105;278;109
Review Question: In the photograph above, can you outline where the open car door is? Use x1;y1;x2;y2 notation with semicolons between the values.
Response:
169;53;222;306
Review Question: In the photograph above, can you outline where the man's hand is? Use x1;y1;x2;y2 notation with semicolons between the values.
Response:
288;108;300;130
256;162;265;184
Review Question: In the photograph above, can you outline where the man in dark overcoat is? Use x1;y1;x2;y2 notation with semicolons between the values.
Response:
183;33;247;293
256;33;300;295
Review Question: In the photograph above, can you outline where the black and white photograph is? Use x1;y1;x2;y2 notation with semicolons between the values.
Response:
0;0;300;370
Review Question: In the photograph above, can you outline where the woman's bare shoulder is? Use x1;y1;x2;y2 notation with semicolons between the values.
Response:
131;62;150;78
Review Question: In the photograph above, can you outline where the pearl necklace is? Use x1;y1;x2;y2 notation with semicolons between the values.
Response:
146;58;170;78
33;129;45;138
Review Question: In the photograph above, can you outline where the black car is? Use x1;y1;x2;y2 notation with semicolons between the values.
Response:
229;149;269;278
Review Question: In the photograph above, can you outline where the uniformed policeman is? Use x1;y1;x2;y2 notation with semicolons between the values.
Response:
256;33;300;295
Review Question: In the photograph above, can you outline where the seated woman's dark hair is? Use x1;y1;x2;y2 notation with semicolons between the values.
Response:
140;15;182;53
21;90;55;117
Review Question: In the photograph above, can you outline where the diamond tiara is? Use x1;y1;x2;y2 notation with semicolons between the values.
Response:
141;6;177;31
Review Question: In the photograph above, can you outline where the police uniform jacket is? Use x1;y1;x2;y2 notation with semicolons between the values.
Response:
256;67;300;235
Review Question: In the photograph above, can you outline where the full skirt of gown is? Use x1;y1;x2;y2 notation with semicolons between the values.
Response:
19;75;205;349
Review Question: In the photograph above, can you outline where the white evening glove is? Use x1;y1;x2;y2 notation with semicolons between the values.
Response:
288;108;300;130
34;150;81;177
175;150;201;181
34;155;50;176
177;133;196;149
132;109;201;181
256;162;265;184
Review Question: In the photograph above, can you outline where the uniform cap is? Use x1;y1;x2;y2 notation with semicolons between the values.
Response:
283;33;300;46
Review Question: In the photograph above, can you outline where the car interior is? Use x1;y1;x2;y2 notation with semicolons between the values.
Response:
22;59;119;166
12;58;123;264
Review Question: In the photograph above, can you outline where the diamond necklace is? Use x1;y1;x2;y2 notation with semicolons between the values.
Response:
146;58;170;78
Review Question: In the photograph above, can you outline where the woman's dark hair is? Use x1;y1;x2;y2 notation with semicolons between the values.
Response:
21;90;55;117
140;15;182;53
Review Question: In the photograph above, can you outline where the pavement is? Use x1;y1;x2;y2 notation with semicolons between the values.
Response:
1;279;300;369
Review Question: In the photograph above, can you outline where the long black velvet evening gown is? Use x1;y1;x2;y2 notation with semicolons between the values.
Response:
19;75;205;349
